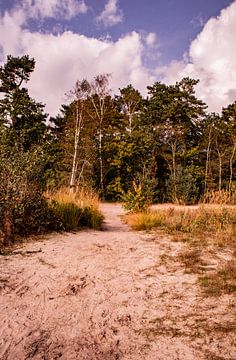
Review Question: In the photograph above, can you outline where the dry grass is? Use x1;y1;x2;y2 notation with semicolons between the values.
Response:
178;249;206;273
202;189;236;205
199;260;236;296
125;206;236;249
46;187;100;210
126;205;236;297
45;187;103;231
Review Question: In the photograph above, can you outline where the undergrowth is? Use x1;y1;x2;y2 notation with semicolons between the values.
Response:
46;188;103;231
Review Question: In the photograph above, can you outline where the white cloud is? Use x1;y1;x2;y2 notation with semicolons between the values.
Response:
22;0;88;20
0;4;153;117
97;0;123;27
146;32;157;47
24;31;152;116
0;8;27;56
158;1;236;112
2;0;235;116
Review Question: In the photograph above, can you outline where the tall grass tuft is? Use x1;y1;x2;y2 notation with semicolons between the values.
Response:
125;211;165;231
48;187;100;210
46;187;103;231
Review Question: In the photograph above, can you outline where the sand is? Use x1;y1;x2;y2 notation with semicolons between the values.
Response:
0;203;235;359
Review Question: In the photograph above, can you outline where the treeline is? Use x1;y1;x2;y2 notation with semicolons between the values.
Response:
0;55;236;242
51;68;236;204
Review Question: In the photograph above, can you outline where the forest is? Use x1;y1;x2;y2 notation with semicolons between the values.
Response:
1;54;236;244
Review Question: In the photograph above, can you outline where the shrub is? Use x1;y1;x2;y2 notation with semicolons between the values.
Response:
14;193;62;236
166;166;200;205
51;201;83;231
125;211;164;230
0;143;49;245
121;178;154;213
79;207;104;230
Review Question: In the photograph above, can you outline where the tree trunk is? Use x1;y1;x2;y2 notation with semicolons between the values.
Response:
70;139;79;191
204;127;212;194
217;149;222;192
98;127;104;195
229;142;236;192
69;104;82;192
171;141;177;202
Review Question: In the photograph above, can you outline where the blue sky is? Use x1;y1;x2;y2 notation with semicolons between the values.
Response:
0;0;235;116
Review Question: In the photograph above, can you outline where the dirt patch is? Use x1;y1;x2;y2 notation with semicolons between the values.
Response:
0;203;235;359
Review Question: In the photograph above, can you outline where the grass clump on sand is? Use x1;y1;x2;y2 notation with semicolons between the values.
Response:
199;261;236;296
125;211;165;231
46;187;103;231
125;206;236;242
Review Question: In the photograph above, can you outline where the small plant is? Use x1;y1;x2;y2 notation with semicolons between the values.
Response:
178;248;205;273
14;192;62;236
121;178;154;213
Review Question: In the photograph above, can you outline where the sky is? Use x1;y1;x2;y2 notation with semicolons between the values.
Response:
0;0;235;117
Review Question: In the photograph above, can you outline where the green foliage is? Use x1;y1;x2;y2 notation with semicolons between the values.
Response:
79;207;104;229
51;201;83;231
14;193;62;236
105;177;123;201
0;140;53;244
121;178;155;213
166;166;200;204
51;201;103;231
0;55;49;244
0;55;47;150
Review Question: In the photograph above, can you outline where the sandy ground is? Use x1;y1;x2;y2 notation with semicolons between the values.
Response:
0;203;235;360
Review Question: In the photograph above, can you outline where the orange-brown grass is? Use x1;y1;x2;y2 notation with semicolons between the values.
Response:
125;206;236;246
202;189;236;205
46;187;100;210
45;187;103;231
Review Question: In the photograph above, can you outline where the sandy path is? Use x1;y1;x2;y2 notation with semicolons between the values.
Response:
0;203;235;360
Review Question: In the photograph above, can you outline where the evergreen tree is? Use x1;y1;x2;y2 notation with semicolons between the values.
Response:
0;55;47;150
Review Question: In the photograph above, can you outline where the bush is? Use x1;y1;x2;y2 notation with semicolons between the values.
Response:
79;207;104;229
51;201;83;231
0;143;49;244
121;178;155;213
166;166;200;205
14;193;62;236
125;211;165;230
